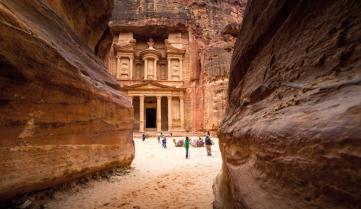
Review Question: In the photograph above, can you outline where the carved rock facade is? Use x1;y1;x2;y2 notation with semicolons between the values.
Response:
0;0;134;200
106;0;246;133
215;0;361;209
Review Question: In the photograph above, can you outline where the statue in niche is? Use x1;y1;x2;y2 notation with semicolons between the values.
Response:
120;58;130;79
172;100;180;120
171;59;180;80
148;59;154;79
147;38;155;49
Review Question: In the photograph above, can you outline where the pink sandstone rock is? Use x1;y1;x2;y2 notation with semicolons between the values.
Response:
0;0;134;200
215;0;361;208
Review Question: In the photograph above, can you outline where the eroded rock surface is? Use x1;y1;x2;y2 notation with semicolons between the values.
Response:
216;0;361;208
187;0;246;131
0;0;134;200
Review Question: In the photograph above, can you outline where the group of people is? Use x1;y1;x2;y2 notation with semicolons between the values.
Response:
142;131;214;159
183;132;213;158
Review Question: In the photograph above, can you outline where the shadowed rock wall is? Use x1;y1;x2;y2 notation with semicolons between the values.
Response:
215;0;361;208
0;0;134;200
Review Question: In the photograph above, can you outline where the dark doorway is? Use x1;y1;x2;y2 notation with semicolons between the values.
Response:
146;108;156;128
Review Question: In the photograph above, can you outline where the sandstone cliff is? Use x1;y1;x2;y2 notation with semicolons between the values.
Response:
215;0;361;208
0;0;134;200
185;0;246;131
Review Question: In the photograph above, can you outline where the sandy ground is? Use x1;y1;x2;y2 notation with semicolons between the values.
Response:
46;137;221;209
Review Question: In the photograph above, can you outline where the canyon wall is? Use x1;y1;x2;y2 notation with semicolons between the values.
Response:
215;0;361;209
0;0;134;200
186;0;246;131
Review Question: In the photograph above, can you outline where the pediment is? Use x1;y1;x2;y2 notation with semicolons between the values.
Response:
137;83;166;89
123;81;174;90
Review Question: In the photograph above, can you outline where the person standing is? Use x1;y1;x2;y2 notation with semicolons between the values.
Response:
142;133;146;141
162;135;167;149
184;136;190;159
205;133;212;156
158;132;163;143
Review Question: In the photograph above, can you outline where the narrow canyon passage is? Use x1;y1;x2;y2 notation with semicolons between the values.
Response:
45;137;221;209
1;1;360;209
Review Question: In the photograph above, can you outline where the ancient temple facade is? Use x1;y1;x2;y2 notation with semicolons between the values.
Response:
105;0;244;134
106;31;191;133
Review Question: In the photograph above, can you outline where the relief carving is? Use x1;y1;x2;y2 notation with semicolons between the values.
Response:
147;59;155;80
171;59;180;80
120;57;130;79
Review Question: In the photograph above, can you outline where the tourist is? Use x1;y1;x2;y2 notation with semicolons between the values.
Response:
197;137;204;147
205;133;212;156
158;132;163;143
142;133;146;141
178;139;184;147
162;135;167;148
184;136;190;159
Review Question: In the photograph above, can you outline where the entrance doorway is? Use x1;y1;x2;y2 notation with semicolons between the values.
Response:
146;108;156;128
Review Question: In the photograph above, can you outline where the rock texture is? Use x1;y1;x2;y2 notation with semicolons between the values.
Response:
187;0;246;131
0;0;134;201
45;0;113;52
215;0;361;208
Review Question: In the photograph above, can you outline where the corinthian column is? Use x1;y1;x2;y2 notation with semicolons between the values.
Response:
167;96;172;131
167;58;171;80
144;58;148;80
116;55;121;79
156;96;162;132
179;58;183;80
154;59;158;80
139;96;145;132
129;56;133;80
180;96;184;130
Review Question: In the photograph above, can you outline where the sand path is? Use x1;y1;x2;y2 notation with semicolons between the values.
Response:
47;137;221;209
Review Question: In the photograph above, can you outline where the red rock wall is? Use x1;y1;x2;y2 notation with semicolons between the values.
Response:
186;0;246;131
45;0;113;52
0;0;134;200
215;0;361;208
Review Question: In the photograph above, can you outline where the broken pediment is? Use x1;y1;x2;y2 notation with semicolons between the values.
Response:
113;39;136;53
165;39;186;55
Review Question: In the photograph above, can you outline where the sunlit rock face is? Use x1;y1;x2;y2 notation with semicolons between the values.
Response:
0;0;134;200
215;0;361;209
187;0;247;131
